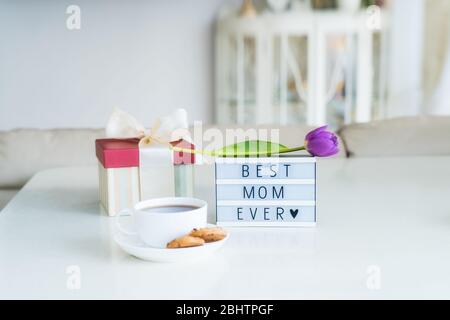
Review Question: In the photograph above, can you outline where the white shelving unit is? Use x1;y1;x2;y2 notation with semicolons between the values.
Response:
215;9;387;127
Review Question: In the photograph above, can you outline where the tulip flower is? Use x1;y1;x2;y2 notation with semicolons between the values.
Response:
304;126;339;157
171;126;339;158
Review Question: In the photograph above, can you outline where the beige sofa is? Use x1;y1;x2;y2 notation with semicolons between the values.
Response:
1;116;449;210
339;116;450;157
0;128;104;209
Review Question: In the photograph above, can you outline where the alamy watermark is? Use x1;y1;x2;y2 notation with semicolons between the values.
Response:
66;5;81;30
366;5;381;31
366;265;381;291
171;122;283;165
66;265;81;290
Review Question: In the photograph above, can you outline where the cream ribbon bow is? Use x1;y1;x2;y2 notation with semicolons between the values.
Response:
105;108;190;147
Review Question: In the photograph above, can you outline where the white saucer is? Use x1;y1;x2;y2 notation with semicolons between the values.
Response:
113;224;229;263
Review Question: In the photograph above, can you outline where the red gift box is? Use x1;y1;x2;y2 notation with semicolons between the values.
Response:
170;139;195;165
95;138;140;168
96;138;195;167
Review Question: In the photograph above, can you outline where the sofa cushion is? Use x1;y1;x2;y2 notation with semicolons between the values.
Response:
0;189;19;210
339;116;450;157
0;128;104;188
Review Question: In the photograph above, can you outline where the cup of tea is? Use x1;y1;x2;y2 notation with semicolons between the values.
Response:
115;197;207;248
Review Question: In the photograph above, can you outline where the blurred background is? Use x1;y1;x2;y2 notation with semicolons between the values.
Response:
0;0;449;130
2;0;450;209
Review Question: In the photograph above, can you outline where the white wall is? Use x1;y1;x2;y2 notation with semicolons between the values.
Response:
0;0;227;130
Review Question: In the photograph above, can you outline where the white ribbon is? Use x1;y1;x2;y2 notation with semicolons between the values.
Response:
105;108;191;146
105;108;191;200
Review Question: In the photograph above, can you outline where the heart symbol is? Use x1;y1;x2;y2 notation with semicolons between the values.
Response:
290;209;299;219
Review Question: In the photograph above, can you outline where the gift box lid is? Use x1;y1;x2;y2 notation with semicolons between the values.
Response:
96;138;140;168
170;139;195;165
96;138;195;168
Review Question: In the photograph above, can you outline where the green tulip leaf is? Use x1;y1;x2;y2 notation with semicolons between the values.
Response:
212;140;290;157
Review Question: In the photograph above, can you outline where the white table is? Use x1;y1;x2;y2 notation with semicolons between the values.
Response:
1;157;450;299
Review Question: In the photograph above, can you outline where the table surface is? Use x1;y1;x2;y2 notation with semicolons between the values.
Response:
1;157;450;299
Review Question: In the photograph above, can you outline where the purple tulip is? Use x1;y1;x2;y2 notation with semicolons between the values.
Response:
304;126;339;157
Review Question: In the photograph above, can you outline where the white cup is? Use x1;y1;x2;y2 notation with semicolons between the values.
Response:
116;197;207;248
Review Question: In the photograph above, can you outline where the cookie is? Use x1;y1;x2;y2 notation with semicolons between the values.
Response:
189;227;227;243
166;235;205;249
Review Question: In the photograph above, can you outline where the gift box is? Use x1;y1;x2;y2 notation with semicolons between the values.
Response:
171;139;196;197
95;108;197;216
96;137;195;216
96;138;141;216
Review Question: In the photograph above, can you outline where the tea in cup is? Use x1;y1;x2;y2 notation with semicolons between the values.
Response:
116;197;207;248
